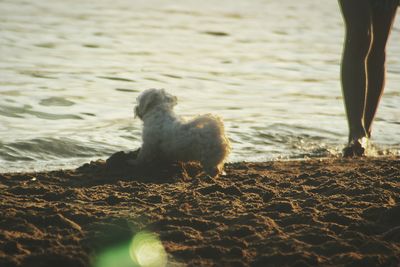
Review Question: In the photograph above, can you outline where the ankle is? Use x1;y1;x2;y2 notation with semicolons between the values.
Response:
348;129;368;144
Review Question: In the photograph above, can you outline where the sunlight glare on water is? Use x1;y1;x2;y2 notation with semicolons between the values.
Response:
0;0;399;171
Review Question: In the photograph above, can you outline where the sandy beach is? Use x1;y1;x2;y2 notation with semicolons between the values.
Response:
1;154;399;267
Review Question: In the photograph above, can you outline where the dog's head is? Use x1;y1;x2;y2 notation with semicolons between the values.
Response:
134;89;177;119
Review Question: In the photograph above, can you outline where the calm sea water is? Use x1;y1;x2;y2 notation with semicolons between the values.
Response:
1;0;399;172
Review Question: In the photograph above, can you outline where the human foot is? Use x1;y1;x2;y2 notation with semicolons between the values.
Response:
342;137;368;158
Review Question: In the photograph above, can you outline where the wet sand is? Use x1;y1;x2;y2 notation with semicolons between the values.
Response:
1;154;399;267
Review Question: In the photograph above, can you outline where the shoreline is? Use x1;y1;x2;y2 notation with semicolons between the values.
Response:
2;152;399;175
1;156;399;266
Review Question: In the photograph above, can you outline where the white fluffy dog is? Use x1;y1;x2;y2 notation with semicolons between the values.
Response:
132;88;230;177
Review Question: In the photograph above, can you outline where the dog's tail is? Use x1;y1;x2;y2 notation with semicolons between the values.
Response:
195;114;230;143
194;114;231;173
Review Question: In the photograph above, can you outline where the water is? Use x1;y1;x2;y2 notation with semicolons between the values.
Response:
1;0;399;172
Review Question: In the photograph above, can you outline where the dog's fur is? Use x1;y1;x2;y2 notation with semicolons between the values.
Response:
132;89;230;177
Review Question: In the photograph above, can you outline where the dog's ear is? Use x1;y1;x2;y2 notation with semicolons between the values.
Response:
135;89;160;118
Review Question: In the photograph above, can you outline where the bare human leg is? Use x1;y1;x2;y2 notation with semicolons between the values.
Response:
364;0;398;137
338;0;372;157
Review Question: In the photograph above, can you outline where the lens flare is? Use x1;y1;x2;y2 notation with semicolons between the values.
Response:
94;231;167;267
94;242;133;267
129;231;167;267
